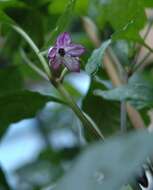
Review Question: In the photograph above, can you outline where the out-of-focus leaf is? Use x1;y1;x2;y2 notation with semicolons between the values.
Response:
0;90;64;138
121;185;133;190
54;130;153;190
0;66;23;93
0;165;11;190
85;39;111;75
0;10;14;25
141;0;153;7
112;19;144;43
15;160;63;188
94;83;153;109
95;0;146;43
45;0;77;48
0;0;26;9
82;75;120;139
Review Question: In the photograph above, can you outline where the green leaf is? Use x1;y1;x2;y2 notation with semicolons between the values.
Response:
121;185;133;190
54;130;153;190
0;90;64;139
82;75;120;139
141;0;153;7
95;0;147;43
0;66;23;94
85;40;111;75
44;0;77;48
0;10;15;25
0;0;26;9
112;20;144;43
94;83;153;109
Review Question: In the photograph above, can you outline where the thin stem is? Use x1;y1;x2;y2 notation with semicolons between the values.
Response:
58;68;68;82
56;82;104;141
20;49;49;81
120;74;128;132
132;51;151;72
120;101;127;132
143;42;153;54
12;25;51;79
134;20;153;64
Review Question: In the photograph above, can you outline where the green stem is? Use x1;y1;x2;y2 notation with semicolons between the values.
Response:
120;73;128;132
12;24;104;141
12;25;51;79
56;82;104;141
132;51;151;72
20;48;49;81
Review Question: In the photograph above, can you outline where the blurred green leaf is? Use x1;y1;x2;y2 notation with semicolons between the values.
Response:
0;90;64;138
0;0;26;9
82;76;120;138
0;10;14;25
95;0;147;42
45;0;77;48
85;40;111;75
94;83;153;109
54;130;153;190
0;66;23;93
121;185;133;190
141;0;153;7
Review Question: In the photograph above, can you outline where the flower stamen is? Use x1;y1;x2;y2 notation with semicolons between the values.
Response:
58;48;65;57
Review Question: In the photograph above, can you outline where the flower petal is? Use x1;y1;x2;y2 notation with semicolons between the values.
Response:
48;47;57;59
49;55;62;70
66;43;85;56
63;54;80;72
56;32;71;46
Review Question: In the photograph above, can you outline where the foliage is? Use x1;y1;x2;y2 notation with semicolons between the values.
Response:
0;0;153;190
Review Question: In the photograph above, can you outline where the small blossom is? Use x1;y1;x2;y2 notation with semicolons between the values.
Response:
48;32;85;72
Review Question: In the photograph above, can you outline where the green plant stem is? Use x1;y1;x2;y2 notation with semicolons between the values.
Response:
59;68;68;82
133;51;151;73
13;23;104;141
12;25;51;79
120;101;127;132
56;82;104;141
20;48;49;81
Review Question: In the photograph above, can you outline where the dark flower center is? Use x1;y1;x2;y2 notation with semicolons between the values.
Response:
58;48;65;57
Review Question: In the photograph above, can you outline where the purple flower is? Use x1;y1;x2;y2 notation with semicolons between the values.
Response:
48;32;85;72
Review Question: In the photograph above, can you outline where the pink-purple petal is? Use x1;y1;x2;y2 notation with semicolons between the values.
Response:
56;32;71;46
66;43;85;56
63;55;80;72
49;55;62;70
48;47;57;59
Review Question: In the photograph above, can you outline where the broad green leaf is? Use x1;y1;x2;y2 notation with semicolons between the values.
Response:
85;39;111;75
141;0;153;7
82;75;120;139
112;20;144;43
95;0;147;43
0;90;64;139
0;66;23;93
54;130;153;190
121;185;133;190
0;0;26;9
94;83;153;109
0;10;14;25
45;0;77;47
